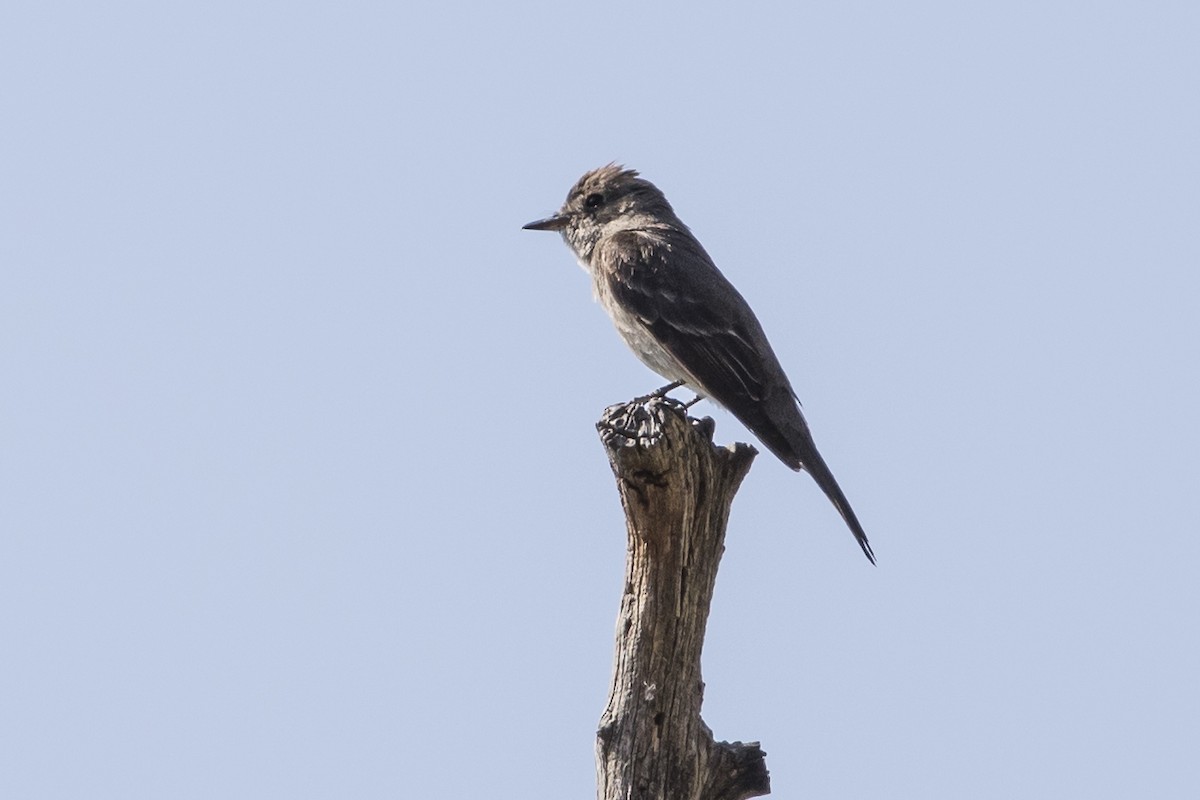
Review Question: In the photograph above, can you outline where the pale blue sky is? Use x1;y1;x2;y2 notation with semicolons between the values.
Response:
3;2;1198;797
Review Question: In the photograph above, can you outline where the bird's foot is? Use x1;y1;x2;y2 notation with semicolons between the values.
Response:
597;419;645;441
633;380;684;402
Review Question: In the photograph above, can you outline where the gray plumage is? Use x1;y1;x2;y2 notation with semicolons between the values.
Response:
524;165;874;564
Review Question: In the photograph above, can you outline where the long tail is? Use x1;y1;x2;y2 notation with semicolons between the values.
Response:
740;394;876;564
715;384;875;564
798;442;876;565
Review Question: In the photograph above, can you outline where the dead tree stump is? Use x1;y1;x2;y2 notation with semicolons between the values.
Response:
595;397;770;800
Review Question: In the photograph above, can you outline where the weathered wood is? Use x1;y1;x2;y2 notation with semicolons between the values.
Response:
595;397;769;800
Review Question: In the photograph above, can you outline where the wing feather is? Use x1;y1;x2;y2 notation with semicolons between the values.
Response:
599;230;779;405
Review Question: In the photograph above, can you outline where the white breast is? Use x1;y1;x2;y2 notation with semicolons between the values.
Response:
584;258;699;389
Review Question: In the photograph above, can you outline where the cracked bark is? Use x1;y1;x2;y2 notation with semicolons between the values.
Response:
595;397;770;800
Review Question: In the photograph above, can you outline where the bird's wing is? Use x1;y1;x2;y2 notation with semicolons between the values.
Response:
600;230;780;405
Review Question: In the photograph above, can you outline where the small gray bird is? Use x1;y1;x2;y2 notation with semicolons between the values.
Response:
524;165;874;564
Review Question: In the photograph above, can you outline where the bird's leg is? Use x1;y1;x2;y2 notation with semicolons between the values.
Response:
635;380;684;402
683;394;705;409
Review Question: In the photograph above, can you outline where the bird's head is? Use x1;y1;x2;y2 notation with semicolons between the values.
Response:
523;165;678;261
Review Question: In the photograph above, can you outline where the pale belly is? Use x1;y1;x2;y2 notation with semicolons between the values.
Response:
590;266;704;392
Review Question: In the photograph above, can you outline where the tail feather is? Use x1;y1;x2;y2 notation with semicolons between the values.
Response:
738;393;875;564
798;443;876;565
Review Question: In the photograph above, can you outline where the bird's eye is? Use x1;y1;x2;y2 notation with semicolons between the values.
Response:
584;192;605;209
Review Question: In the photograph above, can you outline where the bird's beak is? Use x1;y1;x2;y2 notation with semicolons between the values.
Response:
522;214;569;232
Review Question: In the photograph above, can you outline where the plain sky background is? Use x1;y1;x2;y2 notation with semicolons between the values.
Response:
3;2;1198;797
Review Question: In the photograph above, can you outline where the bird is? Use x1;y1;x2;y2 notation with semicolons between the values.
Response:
523;165;874;564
